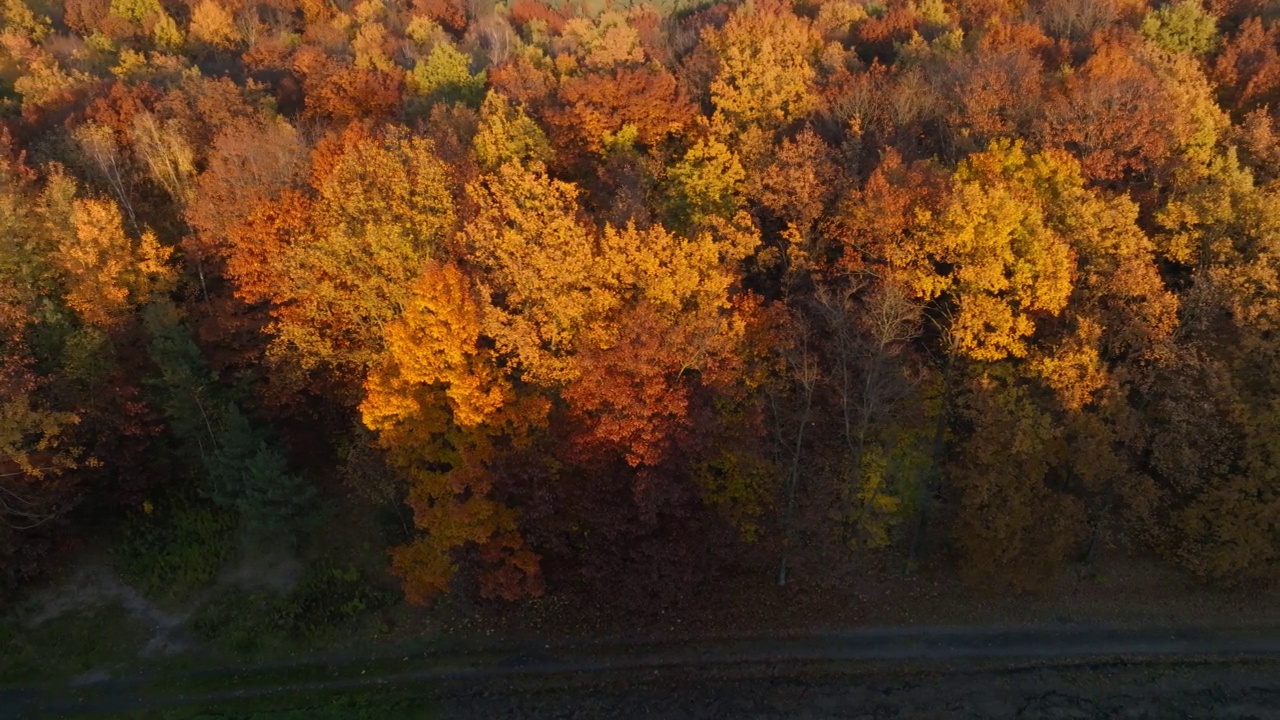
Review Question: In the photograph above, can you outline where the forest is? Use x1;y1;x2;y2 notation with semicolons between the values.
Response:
0;0;1278;617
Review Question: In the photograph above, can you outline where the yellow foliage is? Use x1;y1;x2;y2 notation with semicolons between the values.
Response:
353;21;393;72
405;16;444;48
2;0;50;41
256;127;456;394
1030;319;1109;411
152;11;184;50
704;0;821;131
362;262;549;605
473;91;553;171
667;134;746;230
188;0;241;49
892;140;1075;361
12;49;90;109
0;391;78;476
560;11;644;70
463;163;611;382
44;174;175;328
362;262;512;434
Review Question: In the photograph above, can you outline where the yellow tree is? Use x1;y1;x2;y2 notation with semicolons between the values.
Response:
472;91;554;172
891;139;1075;362
41;172;174;328
703;0;821;135
361;262;546;603
233;125;456;399
883;141;1180;579
461;161;615;384
366;157;761;602
1147;149;1280;581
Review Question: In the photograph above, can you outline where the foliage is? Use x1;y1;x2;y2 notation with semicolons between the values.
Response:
1141;0;1218;56
115;493;237;599
144;301;315;535
407;42;486;108
190;559;395;650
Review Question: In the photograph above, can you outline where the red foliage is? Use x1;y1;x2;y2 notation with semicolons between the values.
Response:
1038;42;1174;183
508;0;567;33
302;67;404;124
414;0;467;34
1214;17;1280;115
546;66;698;160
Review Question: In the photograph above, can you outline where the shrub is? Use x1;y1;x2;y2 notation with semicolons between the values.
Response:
114;494;236;600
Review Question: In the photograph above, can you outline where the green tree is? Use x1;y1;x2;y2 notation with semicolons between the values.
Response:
144;301;314;535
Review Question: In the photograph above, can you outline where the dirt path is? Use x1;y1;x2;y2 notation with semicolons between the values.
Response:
17;541;303;667
7;622;1280;718
23;562;191;658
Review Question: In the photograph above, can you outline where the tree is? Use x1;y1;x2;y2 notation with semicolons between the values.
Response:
360;262;546;603
228;125;456;399
472;91;554;171
144;301;315;535
406;41;487;109
1141;0;1218;55
188;0;241;49
548;66;697;158
703;0;821;134
52;185;174;329
461;161;611;384
814;280;923;548
889;140;1075;362
1147;149;1280;581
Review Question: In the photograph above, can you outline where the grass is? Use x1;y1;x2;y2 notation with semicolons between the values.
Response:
0;604;151;685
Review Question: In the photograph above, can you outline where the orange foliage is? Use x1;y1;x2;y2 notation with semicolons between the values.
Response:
549;66;698;155
509;0;567;33
1039;43;1174;183
303;67;404;123
1213;17;1280;114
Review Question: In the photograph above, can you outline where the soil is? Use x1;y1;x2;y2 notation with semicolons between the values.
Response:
439;659;1280;719
5;551;1278;718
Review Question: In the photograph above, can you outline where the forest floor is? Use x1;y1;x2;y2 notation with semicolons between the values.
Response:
2;550;1279;718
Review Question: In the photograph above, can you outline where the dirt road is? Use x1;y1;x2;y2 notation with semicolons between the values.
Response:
6;623;1280;718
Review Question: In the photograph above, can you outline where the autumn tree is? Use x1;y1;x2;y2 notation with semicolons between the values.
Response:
703;0;821;139
227;125;456;400
361;262;546;603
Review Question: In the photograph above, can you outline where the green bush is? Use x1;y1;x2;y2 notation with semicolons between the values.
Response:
189;560;396;654
274;561;397;641
115;495;237;600
190;588;279;655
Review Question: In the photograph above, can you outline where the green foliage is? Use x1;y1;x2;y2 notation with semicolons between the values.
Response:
273;559;396;640
2;0;52;41
693;448;774;541
473;91;554;171
190;560;395;652
407;42;486;108
108;0;162;24
202;407;316;533
665;136;746;230
1141;0;1218;55
143;301;315;535
843;432;930;549
114;494;237;600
